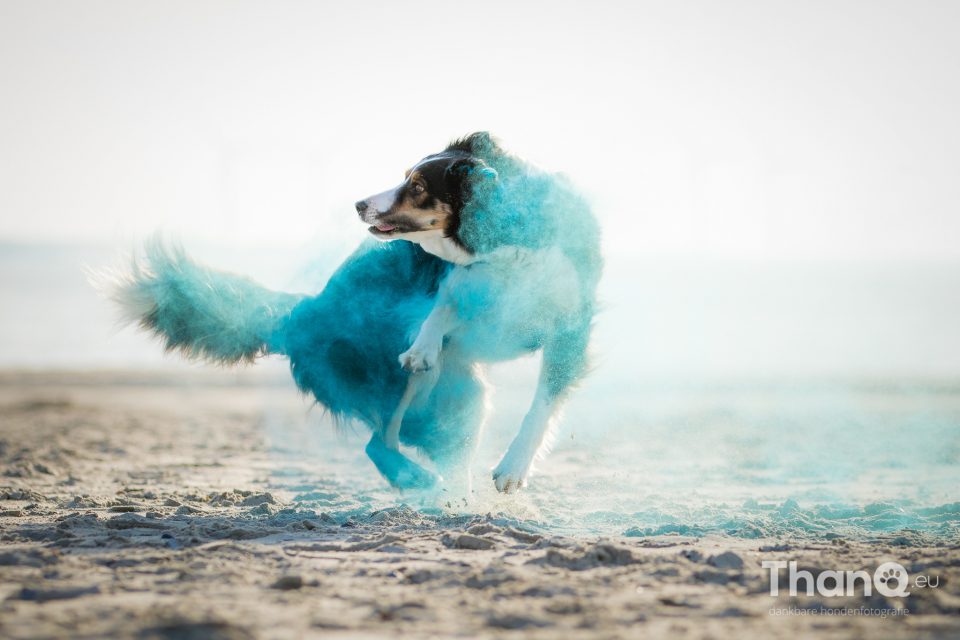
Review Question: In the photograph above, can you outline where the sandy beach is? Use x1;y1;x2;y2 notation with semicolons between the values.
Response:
0;371;956;639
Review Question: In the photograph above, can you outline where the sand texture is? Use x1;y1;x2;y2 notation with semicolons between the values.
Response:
0;372;958;639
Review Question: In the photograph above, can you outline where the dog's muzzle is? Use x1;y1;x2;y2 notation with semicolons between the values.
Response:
357;189;403;234
356;188;401;229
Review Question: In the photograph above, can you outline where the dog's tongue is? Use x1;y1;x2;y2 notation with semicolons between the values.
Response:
376;223;397;232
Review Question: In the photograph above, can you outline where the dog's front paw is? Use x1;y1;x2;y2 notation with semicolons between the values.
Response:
399;343;440;373
492;449;533;494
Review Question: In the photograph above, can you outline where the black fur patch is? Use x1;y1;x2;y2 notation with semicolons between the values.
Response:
445;131;499;156
402;152;477;251
442;157;484;249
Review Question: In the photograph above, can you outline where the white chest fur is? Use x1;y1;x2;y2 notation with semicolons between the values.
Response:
417;235;477;266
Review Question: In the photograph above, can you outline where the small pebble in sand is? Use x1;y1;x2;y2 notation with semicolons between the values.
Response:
707;551;744;570
446;534;496;550
240;493;278;507
681;550;705;563
271;575;304;590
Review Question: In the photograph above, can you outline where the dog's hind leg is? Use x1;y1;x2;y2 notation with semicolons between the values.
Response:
366;367;440;490
409;359;488;504
365;435;439;491
492;322;591;493
383;374;418;451
383;369;439;451
370;367;442;490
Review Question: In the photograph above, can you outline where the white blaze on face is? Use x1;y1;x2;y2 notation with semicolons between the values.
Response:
364;188;399;218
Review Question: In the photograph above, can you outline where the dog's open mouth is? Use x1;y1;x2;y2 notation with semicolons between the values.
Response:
370;223;402;235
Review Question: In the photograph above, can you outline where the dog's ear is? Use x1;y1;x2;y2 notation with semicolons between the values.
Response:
446;157;497;207
446;157;498;183
476;164;498;180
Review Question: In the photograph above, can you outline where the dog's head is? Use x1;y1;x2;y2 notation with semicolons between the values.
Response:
355;132;499;245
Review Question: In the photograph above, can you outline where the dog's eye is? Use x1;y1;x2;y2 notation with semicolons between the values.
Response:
410;183;425;195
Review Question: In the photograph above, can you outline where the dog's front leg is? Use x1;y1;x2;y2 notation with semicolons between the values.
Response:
492;379;560;493
493;323;590;493
399;303;456;373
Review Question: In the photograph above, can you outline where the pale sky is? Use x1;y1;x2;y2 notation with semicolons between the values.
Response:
1;0;958;262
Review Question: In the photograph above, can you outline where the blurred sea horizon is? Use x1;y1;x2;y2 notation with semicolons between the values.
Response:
3;239;960;377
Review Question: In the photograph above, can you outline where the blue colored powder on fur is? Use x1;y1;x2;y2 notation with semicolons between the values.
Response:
111;132;602;491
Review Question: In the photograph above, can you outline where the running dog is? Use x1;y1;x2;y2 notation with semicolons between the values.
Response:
109;132;601;494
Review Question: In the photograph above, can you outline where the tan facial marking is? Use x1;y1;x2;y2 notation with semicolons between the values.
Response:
362;160;456;240
392;192;451;231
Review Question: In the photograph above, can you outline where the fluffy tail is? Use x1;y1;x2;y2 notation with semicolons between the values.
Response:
97;239;304;364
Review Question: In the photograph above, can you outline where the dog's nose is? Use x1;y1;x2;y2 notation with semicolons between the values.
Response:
355;200;367;215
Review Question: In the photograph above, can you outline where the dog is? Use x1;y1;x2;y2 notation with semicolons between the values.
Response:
108;132;601;494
